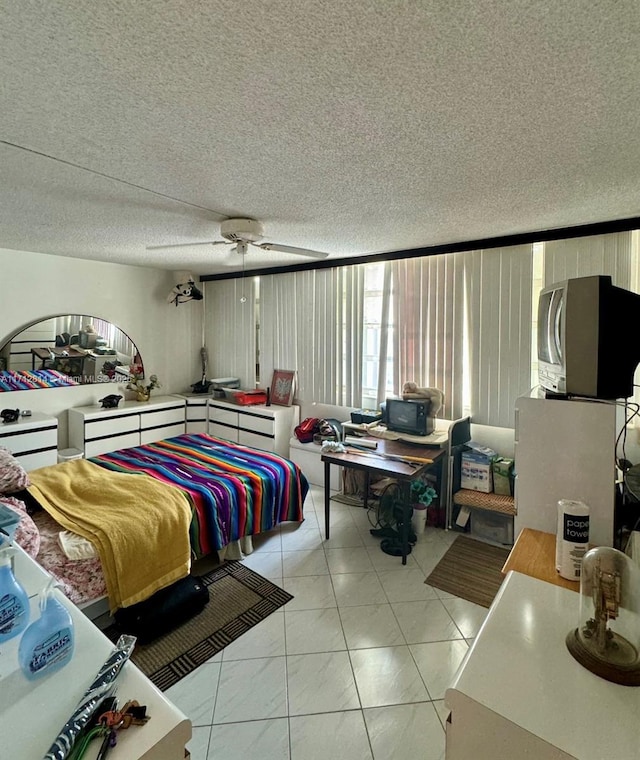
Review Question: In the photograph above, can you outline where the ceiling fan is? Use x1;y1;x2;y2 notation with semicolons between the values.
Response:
147;218;330;259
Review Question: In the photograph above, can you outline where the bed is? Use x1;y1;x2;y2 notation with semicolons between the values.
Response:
7;433;308;613
0;368;79;391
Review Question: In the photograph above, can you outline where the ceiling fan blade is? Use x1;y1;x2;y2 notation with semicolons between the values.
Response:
146;240;228;251
256;242;330;259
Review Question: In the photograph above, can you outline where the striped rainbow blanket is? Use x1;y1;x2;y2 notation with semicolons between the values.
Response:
0;369;79;391
91;433;308;558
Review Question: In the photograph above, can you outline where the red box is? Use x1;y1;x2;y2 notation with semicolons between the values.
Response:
224;389;268;405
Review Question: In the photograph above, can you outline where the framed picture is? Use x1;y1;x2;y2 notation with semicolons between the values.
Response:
270;369;296;406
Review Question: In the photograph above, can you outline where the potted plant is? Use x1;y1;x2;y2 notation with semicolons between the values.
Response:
126;366;161;402
410;479;438;533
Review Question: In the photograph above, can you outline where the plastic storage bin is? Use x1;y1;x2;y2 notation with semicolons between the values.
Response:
471;509;514;545
57;448;84;463
0;503;21;543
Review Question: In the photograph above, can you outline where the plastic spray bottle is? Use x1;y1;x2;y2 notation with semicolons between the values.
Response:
0;546;30;643
18;579;75;680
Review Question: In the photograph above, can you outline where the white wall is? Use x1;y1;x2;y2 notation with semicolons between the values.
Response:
0;248;203;445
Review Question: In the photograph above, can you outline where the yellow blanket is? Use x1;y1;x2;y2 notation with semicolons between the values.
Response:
29;459;192;612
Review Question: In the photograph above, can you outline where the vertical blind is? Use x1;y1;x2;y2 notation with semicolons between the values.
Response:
543;231;633;289
259;269;343;404
202;229;640;429
391;253;465;420
463;245;533;428
203;279;256;389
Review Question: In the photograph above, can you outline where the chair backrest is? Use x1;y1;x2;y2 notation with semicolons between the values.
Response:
444;416;472;529
448;416;471;451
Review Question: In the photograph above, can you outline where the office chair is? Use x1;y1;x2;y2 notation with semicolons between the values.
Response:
443;416;471;530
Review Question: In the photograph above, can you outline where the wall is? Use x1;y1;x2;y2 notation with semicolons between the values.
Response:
0;248;203;445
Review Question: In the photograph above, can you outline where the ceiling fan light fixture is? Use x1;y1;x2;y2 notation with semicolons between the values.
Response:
220;218;264;243
148;216;331;260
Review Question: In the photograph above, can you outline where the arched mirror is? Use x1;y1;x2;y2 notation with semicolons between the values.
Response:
0;315;142;391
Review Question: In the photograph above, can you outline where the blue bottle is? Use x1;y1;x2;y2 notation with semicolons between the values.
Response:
0;547;30;642
18;579;74;680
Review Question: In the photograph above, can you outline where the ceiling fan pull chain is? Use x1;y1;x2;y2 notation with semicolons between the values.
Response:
240;243;247;303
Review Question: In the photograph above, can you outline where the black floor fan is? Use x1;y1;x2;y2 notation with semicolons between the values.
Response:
370;482;416;556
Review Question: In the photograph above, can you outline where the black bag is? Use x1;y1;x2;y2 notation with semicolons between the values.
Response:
114;575;209;644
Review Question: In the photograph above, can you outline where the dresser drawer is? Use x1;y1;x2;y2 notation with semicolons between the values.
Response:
209;405;239;427
16;449;58;471
186;403;208;422
139;408;185;430
208;421;239;442
85;414;139;440
140;422;185;445
238;429;272;452
238;413;274;437
0;427;57;456
85;432;140;458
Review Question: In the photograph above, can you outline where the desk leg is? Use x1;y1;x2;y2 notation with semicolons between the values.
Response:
324;460;331;540
363;471;370;511
401;481;411;566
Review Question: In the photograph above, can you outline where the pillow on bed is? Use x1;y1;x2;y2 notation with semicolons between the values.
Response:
0;496;40;558
0;446;30;493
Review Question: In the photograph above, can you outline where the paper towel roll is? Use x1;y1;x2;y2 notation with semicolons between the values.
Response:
556;499;590;581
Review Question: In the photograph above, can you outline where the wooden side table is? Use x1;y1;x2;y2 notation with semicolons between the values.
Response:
502;528;580;592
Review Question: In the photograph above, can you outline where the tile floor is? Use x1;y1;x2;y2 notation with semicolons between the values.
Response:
166;484;489;760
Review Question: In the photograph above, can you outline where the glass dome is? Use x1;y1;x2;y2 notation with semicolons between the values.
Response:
566;546;640;685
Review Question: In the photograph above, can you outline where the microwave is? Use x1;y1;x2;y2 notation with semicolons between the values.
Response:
385;399;433;436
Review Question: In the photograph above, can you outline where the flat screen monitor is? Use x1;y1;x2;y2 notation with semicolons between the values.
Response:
537;274;640;399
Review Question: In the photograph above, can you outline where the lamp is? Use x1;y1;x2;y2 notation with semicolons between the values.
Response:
167;271;203;306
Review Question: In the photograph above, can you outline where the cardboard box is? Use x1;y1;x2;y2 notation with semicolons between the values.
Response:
492;457;514;495
460;441;497;493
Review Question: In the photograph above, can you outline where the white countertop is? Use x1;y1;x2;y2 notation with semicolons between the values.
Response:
446;571;640;760
0;546;191;759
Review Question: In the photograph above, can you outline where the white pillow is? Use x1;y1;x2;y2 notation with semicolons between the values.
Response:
57;530;97;561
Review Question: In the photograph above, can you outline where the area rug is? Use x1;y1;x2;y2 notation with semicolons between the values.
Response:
106;562;293;691
425;534;510;608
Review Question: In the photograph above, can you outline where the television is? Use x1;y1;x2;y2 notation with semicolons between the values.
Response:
385;399;434;436
537;275;640;399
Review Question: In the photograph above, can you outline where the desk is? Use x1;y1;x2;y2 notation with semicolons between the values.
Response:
321;438;444;564
31;346;86;370
502;528;580;592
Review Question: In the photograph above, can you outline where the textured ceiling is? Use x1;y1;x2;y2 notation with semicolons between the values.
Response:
1;0;640;275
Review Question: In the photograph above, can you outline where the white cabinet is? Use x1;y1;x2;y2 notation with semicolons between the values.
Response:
68;395;186;457
208;400;298;457
180;394;209;434
514;393;616;547
445;572;640;760
0;545;191;759
0;411;58;470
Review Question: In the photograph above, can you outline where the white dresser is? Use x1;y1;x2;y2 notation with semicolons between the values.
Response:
0;545;191;760
445;571;640;760
0;411;58;470
179;393;210;434
208;399;298;457
68;395;186;457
